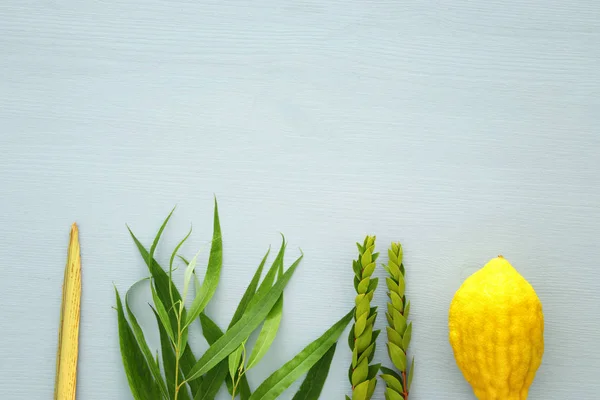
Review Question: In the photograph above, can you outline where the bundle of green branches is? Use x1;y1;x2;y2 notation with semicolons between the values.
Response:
115;199;353;400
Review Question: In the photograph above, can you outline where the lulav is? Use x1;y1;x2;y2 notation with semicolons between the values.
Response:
381;242;414;400
347;236;380;400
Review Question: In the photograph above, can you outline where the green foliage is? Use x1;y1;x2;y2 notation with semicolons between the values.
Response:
115;198;351;400
381;242;414;400
348;236;380;400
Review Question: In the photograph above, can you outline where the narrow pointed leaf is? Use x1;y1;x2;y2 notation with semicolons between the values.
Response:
115;288;161;400
291;343;337;400
229;248;270;327
197;313;233;400
194;272;202;297
148;207;175;263
240;377;252;400
248;309;354;400
194;360;228;400
124;281;169;399
181;251;200;310
150;283;175;344
185;200;223;327
246;238;286;312
229;344;244;381
169;226;192;285
179;325;190;360
246;293;284;370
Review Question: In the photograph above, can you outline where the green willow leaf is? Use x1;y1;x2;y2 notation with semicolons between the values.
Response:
229;248;270;327
245;237;286;312
194;360;228;400
239;377;252;400
170;226;193;299
193;271;202;297
127;223;201;393
229;343;245;380
115;287;162;400
196;313;230;400
291;343;337;400
150;282;175;344
187;254;303;382
148;206;175;261
185;200;223;328
124;280;169;399
248;309;354;400
199;312;222;344
199;313;251;398
246;292;283;371
182;251;201;310
179;325;190;361
152;309;191;400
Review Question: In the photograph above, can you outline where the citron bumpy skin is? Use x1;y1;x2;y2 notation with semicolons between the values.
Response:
449;256;544;400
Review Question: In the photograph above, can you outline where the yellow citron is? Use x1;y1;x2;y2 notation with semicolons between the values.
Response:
448;256;544;400
54;223;82;400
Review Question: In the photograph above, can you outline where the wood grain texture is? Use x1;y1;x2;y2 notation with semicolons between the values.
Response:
1;0;599;399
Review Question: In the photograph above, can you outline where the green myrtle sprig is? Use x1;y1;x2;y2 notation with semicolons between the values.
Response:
347;235;381;400
381;242;414;400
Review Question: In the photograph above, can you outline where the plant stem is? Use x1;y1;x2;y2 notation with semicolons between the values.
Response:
174;307;183;400
231;379;238;400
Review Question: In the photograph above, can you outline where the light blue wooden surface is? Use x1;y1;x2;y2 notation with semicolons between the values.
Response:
1;1;599;399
